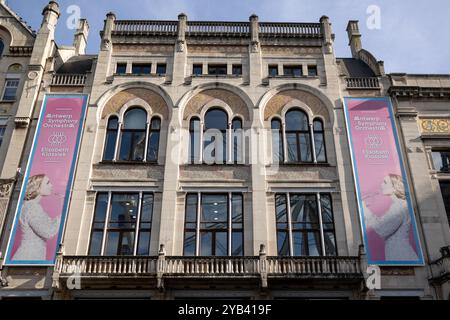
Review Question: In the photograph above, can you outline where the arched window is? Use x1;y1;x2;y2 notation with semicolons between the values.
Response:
119;108;147;161
313;119;327;163
271;118;284;163
232;117;243;163
0;39;4;57
147;117;161;162
285;109;312;163
103;116;119;161
189;117;200;163
204;108;228;164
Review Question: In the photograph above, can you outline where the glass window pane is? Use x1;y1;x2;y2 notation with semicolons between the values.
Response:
116;63;127;74
286;110;308;131
123;109;147;130
307;232;321;257
215;232;228;256
200;232;213;256
300;133;312;162
94;193;109;222
232;194;243;222
193;64;202;75
232;231;243;256
205;108;228;130
269;66;278;76
277;231;290;256
105;231;120;255
184;231;196;256
186;194;198;222
88;231;104;256
286;133;299;162
108;117;119;130
141;193;154;223
201;194;228;222
292;231;305;256
275;194;287;222
109;193;139;224
439;182;450;227
324;231;337;256
151;118;161;130
104;130;118;161
137;231;151;256
131;132;146;161
290;194;318;225
147;131;160;162
314;132;326;163
156;64;166;75
432;151;450;172
118;231;135;255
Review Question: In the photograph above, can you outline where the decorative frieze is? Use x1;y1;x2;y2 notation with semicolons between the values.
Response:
419;118;450;134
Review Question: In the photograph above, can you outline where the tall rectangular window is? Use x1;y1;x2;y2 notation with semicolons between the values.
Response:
439;182;450;227
283;65;302;77
193;64;203;76
132;63;152;75
88;192;154;256
275;193;337;257
2;79;19;101
232;64;242;76
308;65;318;77
268;65;278;77
0;126;6;148
183;193;244;256
156;63;167;75
116;63;127;74
208;64;227;75
432;151;450;172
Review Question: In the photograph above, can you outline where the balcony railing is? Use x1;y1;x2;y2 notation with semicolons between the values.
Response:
187;22;250;36
112;20;322;38
346;77;380;89
51;74;87;87
53;245;363;289
114;20;178;34
259;22;322;37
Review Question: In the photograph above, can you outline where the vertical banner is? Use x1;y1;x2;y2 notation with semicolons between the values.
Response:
5;94;88;265
343;97;424;266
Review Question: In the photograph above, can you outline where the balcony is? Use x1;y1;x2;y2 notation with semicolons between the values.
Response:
52;245;363;290
346;77;380;90
51;74;87;87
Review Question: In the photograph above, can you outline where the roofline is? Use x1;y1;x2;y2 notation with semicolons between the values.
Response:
0;1;36;37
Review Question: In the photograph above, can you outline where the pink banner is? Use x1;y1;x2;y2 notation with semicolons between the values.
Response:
344;97;423;265
5;94;88;265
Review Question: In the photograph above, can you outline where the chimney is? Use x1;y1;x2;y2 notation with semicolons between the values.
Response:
73;19;89;55
41;1;60;29
320;16;333;54
346;20;362;58
101;12;116;50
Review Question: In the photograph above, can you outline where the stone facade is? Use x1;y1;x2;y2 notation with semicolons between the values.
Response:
0;1;448;300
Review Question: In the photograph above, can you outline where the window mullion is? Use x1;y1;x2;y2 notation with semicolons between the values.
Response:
144;121;150;162
228;123;232;164
199;122;204;164
310;123;317;163
196;192;201;256
316;193;326;256
113;122;122;161
282;123;288;163
101;192;112;256
228;192;232;256
133;192;143;256
286;193;294;256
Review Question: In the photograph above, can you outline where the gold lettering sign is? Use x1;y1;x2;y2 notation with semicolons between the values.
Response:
420;119;450;134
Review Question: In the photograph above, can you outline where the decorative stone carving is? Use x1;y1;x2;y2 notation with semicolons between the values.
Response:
0;181;14;198
264;90;329;121
176;40;185;52
102;88;169;119
14;117;30;128
183;89;250;121
419;118;450;134
250;41;260;53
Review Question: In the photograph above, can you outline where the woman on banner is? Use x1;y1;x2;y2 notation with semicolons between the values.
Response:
12;174;61;261
363;174;419;261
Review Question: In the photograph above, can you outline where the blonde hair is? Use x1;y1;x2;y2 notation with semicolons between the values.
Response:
24;174;46;201
388;174;406;200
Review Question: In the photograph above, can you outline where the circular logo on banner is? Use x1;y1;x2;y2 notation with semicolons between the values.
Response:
48;132;67;145
365;135;383;148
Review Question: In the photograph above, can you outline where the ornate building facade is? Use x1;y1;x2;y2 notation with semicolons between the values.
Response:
0;1;448;300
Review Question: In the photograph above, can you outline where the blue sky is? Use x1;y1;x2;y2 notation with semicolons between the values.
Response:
5;0;450;74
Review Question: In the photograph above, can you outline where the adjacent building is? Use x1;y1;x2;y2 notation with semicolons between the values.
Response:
0;1;448;300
